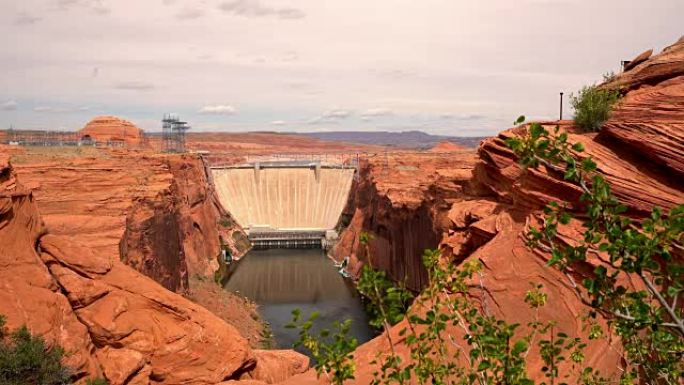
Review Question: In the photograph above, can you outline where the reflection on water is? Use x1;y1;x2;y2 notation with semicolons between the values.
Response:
224;248;375;349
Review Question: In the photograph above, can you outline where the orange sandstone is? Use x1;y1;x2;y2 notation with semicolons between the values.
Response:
79;116;144;145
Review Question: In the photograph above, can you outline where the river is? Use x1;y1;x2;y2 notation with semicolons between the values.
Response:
223;248;375;349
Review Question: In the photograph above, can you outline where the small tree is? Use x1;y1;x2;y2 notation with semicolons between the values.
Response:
570;85;620;132
0;315;109;385
286;310;357;385
0;315;72;385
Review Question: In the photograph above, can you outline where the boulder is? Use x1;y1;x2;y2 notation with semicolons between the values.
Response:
237;350;310;384
622;48;652;71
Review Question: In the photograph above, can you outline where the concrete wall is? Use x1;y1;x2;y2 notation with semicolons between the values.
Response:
212;167;354;230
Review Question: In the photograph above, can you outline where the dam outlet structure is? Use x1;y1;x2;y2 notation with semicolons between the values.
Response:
211;158;356;249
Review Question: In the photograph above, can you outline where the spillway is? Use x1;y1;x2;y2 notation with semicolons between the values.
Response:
211;163;355;247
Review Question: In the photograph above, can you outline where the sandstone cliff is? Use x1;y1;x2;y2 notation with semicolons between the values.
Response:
0;154;308;385
120;155;250;293
332;38;684;382
12;151;250;294
332;151;480;291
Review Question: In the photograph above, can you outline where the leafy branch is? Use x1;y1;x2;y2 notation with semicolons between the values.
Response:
506;117;684;384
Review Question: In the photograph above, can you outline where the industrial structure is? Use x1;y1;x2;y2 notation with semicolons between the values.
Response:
211;157;357;249
161;114;190;153
2;127;84;147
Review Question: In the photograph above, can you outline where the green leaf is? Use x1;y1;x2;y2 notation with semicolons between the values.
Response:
530;123;544;139
571;142;585;152
512;340;528;355
477;360;491;371
581;157;597;173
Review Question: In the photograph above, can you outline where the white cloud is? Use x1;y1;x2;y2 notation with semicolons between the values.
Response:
361;108;393;117
218;0;305;20
199;105;237;115
440;113;485;121
1;100;18;111
308;109;352;124
271;120;286;125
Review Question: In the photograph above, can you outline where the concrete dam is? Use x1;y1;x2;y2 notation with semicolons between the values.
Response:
211;160;356;248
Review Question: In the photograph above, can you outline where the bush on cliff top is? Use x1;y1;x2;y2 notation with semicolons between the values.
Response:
571;85;620;132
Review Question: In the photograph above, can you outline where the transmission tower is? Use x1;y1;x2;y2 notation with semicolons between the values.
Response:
162;113;191;153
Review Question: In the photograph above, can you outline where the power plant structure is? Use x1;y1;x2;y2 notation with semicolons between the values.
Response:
162;114;190;153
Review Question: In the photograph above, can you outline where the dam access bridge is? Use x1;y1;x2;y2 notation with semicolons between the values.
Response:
210;154;359;249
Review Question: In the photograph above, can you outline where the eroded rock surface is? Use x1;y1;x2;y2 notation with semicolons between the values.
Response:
332;38;684;383
1;154;308;385
601;39;684;177
332;151;479;291
12;152;249;293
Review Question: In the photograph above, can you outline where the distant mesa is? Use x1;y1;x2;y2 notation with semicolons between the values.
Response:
428;140;467;152
79;115;143;145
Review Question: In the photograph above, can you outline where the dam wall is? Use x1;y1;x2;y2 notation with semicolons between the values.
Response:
211;166;355;233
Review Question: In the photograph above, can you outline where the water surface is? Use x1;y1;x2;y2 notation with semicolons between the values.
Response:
224;248;375;349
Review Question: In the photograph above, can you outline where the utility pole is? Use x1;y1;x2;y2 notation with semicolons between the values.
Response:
559;92;564;120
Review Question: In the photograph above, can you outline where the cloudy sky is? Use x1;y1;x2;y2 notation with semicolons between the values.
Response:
1;0;682;136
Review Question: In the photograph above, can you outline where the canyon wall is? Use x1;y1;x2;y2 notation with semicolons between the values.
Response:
120;155;250;292
333;38;684;383
12;151;250;293
0;154;308;385
332;151;480;291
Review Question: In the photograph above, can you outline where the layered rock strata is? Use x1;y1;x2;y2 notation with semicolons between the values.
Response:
332;38;684;383
0;154;308;385
13;152;249;293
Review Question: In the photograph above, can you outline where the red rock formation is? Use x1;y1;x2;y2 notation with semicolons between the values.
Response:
1;154;308;385
332;151;480;291
622;48;652;72
601;39;684;179
13;152;250;294
428;140;467;152
80;116;143;146
0;155;101;379
331;38;684;383
235;350;310;384
120;155;250;293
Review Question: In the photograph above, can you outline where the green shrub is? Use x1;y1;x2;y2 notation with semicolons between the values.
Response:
570;85;620;131
0;315;109;385
0;316;72;385
286;310;357;385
